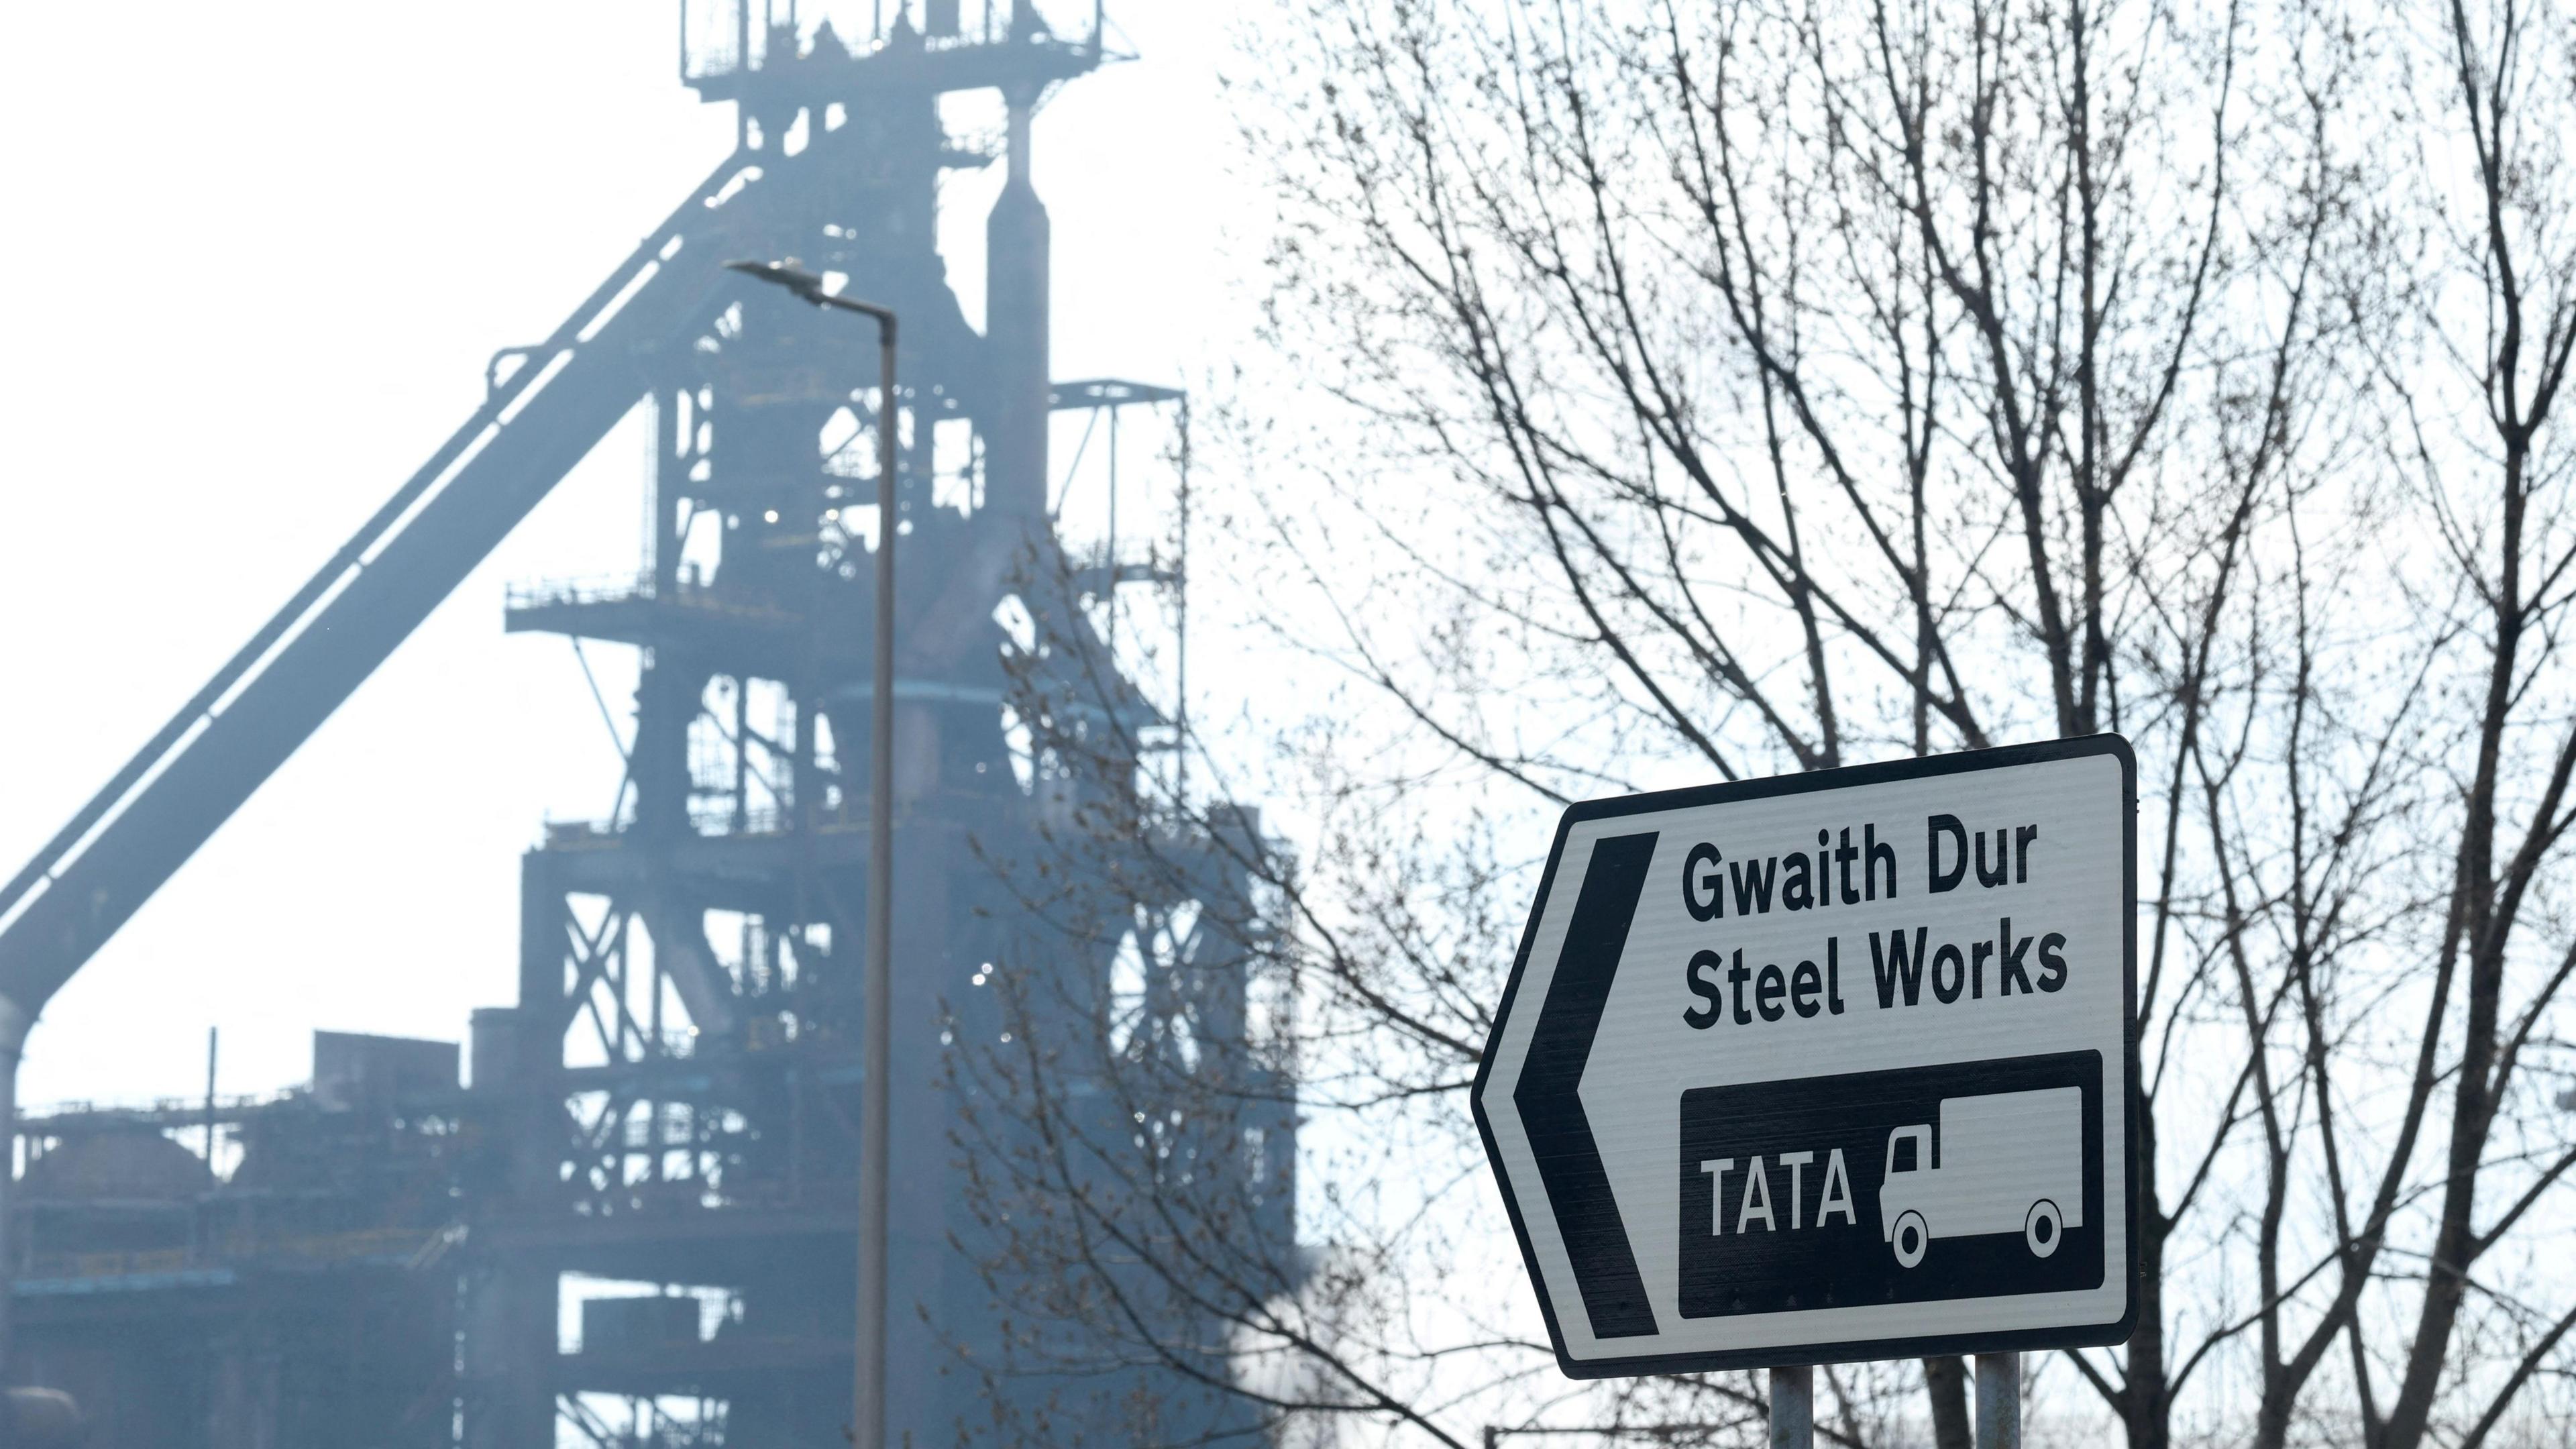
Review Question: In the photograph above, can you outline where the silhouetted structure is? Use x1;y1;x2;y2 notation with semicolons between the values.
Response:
1;5;1290;1446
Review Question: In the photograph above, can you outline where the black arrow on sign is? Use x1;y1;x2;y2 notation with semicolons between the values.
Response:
1513;830;1661;1339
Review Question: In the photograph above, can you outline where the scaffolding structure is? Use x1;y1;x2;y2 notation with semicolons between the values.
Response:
0;5;1291;1446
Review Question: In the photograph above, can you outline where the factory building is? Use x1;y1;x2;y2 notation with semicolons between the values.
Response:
0;6;1291;1445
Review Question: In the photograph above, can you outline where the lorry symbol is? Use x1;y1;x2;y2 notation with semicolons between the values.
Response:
1879;1087;2083;1268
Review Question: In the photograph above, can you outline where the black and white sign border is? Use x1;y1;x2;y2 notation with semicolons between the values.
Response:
1471;735;2142;1378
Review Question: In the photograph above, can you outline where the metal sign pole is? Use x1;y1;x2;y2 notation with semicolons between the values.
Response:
1769;1365;1812;1449
723;258;900;1449
852;301;899;1449
1975;1353;2021;1449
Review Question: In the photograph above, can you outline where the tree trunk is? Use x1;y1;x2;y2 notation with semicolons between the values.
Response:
1924;1356;1972;1449
2126;1108;2169;1449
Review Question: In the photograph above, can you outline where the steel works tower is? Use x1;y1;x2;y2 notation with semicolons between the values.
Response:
0;4;1291;1446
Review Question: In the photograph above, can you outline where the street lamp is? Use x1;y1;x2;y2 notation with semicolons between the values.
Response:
724;258;898;1449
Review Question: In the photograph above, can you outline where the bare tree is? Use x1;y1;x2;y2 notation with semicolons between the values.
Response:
2332;4;2576;1446
1225;0;2352;1443
2131;4;2576;1445
941;1;2576;1446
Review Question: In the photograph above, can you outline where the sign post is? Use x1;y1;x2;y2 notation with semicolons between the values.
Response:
1474;738;2137;1430
1769;1366;1811;1449
1976;1353;2021;1449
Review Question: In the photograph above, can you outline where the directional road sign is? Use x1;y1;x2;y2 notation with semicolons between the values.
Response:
1474;737;2138;1377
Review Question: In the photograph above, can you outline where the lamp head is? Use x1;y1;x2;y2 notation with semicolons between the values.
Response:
724;258;828;303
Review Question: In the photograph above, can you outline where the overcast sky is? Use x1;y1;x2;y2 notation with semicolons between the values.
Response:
0;0;1250;1110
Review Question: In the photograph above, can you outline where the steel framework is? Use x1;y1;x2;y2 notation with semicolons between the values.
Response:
0;5;1291;1446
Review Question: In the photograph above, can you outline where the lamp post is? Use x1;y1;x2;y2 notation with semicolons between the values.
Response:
724;258;898;1449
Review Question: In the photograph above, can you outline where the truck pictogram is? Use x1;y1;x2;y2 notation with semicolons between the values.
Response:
1878;1087;2083;1268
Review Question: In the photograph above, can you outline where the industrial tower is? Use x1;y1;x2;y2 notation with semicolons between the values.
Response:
0;4;1292;1446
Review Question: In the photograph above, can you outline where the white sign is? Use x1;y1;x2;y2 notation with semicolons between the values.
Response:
1473;738;2139;1377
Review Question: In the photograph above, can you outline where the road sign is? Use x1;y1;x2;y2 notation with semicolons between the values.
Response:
1474;737;2138;1377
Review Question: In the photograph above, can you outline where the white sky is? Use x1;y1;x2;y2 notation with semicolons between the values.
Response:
0;0;1252;1110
